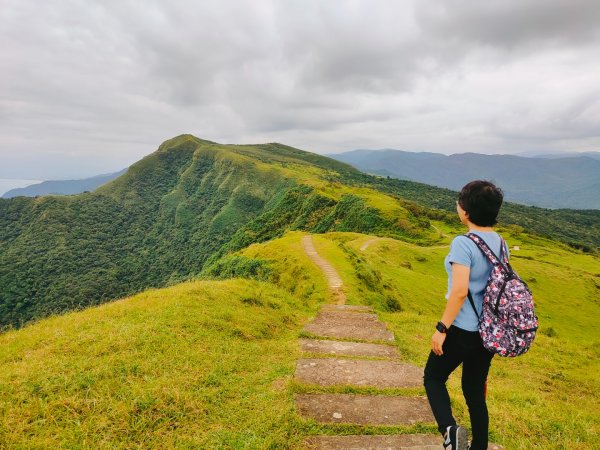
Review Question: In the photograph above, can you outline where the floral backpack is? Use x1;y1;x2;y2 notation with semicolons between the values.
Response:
465;233;539;357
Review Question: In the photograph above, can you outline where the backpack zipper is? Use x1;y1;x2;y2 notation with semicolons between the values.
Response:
494;279;508;315
516;326;538;333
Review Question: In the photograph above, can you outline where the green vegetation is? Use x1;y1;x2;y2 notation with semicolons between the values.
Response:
0;279;321;448
347;175;600;252
2;134;599;450
0;231;331;448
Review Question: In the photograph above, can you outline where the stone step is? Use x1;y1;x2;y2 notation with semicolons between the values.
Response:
304;434;440;450
295;393;434;425
321;304;373;312
299;338;399;359
303;434;506;450
295;358;423;388
302;322;394;342
303;316;394;342
300;338;399;358
314;311;380;321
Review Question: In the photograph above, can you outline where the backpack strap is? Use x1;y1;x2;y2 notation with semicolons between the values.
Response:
464;233;510;320
500;238;511;266
467;290;481;319
464;233;510;274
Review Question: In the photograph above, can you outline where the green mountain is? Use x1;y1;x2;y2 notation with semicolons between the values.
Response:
330;149;600;209
1;135;599;329
0;136;431;329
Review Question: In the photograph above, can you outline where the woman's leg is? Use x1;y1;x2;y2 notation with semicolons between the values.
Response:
424;328;463;435
461;336;494;450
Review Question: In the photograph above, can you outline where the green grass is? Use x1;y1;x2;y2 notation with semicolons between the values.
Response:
0;279;322;449
234;231;328;299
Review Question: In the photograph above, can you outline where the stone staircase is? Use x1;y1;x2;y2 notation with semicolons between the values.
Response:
296;303;441;449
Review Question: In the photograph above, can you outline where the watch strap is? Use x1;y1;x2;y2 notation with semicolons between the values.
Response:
436;321;448;333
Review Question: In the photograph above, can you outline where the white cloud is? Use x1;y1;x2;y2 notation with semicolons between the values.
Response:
1;0;599;178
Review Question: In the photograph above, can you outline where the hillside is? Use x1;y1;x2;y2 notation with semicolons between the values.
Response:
1;230;598;448
330;149;600;209
1;134;600;330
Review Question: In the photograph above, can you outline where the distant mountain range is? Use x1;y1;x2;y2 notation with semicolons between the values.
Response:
329;150;600;210
1;169;127;198
515;151;600;160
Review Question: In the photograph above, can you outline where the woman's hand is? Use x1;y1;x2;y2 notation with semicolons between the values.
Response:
431;330;446;356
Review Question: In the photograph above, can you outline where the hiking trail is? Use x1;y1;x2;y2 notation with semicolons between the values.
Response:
302;235;346;304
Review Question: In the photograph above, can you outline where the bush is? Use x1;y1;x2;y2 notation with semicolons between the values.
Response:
202;255;272;281
384;294;402;312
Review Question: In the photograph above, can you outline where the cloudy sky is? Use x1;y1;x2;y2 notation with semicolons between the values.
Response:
2;0;600;179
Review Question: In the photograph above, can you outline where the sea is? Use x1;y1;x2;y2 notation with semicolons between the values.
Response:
0;179;43;197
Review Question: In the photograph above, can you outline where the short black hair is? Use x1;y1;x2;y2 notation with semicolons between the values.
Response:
458;180;503;226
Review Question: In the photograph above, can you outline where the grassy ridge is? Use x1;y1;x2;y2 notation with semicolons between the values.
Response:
206;229;600;448
0;280;314;448
208;229;600;448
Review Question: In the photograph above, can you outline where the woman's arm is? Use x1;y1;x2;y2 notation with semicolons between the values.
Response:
431;263;470;355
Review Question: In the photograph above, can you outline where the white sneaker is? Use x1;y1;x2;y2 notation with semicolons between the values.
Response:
443;425;468;450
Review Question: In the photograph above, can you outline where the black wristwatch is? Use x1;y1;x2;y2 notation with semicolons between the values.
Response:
436;321;448;333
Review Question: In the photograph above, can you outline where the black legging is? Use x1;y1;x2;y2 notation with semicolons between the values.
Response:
424;326;494;450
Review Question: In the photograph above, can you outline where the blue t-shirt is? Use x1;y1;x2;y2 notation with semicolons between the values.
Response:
444;230;508;331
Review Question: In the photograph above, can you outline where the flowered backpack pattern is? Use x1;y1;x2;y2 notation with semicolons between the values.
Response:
465;233;539;357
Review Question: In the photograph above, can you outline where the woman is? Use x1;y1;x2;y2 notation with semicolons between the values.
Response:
424;180;505;450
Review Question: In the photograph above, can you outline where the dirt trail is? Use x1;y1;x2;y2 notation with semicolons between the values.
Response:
301;235;346;304
359;238;381;251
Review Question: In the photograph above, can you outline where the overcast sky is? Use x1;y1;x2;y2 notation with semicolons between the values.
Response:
2;0;600;179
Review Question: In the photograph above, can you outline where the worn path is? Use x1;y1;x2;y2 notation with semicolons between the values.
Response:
296;233;504;450
302;235;345;304
359;237;381;252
